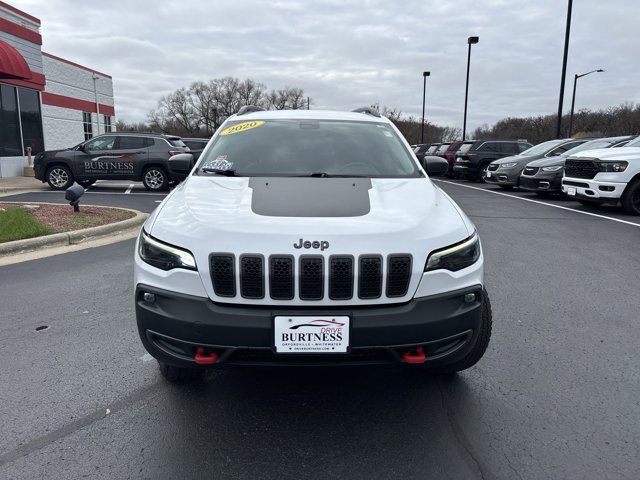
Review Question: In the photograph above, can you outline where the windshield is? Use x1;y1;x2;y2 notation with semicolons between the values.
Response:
518;139;564;156
625;136;640;147
427;145;439;153
563;139;613;156
458;142;474;153
436;144;450;154
197;119;421;178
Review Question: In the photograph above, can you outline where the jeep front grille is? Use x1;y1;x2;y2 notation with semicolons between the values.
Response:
299;256;324;300
210;254;235;297
209;253;412;301
358;256;382;299
269;256;294;300
329;256;354;300
386;256;412;297
240;255;264;299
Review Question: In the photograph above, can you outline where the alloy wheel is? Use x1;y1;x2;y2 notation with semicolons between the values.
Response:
49;168;69;188
145;169;164;190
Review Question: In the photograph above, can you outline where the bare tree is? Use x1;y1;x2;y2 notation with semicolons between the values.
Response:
266;87;307;110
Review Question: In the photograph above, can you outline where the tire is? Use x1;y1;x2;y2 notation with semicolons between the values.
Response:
46;165;74;190
621;180;640;216
158;361;206;383
477;165;490;183
426;288;492;375
142;166;169;191
78;179;95;188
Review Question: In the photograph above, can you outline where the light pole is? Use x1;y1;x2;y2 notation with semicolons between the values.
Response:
421;71;430;144
568;69;604;137
462;36;479;141
555;0;573;138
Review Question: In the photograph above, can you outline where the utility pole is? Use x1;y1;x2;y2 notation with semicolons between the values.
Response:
463;36;479;141
555;0;573;138
421;71;430;144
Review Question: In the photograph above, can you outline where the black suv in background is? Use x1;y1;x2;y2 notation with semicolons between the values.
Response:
34;132;190;191
453;140;532;181
181;138;209;161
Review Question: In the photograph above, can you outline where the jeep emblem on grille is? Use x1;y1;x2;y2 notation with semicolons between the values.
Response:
293;239;329;251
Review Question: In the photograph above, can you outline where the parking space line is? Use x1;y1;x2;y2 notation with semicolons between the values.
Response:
434;179;640;228
125;184;134;194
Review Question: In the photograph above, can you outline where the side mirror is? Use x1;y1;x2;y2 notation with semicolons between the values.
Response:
78;144;87;152
422;155;449;177
168;153;194;176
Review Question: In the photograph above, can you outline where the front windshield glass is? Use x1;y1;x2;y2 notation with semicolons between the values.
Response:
197;119;421;178
625;137;640;147
519;139;564;156
458;142;473;153
427;145;439;153
563;140;612;156
436;144;450;153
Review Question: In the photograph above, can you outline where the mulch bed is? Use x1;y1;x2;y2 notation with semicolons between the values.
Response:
0;202;135;233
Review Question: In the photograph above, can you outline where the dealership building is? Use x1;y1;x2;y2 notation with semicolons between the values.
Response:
0;1;115;177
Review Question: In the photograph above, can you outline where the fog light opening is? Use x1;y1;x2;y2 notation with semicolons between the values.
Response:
464;293;476;303
143;292;156;303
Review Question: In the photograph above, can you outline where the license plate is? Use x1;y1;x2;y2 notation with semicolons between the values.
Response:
567;187;576;196
274;316;350;353
486;171;492;178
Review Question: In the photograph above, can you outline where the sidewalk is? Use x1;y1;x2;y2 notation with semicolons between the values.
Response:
0;176;48;193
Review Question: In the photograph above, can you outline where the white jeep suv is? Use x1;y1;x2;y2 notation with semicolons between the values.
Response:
562;136;640;215
134;107;492;382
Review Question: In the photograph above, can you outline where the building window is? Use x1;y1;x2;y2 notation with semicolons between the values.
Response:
83;111;93;140
0;84;22;156
18;88;44;155
103;115;112;133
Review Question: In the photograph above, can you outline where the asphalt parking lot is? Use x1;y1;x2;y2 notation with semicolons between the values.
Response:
1;180;639;479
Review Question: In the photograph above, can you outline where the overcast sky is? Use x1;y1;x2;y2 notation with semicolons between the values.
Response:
18;0;639;130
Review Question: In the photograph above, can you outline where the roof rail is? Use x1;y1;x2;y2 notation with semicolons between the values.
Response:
352;107;381;118
115;131;165;135
237;105;266;116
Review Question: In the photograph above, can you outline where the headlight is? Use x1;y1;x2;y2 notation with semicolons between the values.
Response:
499;162;517;168
597;161;628;172
542;165;563;172
425;233;481;272
138;230;196;271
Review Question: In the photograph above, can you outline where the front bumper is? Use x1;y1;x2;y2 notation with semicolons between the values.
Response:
561;176;626;203
484;168;519;186
519;173;563;192
453;159;479;177
135;284;484;367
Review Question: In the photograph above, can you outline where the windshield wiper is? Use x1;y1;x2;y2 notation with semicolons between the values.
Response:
201;168;240;177
300;172;368;178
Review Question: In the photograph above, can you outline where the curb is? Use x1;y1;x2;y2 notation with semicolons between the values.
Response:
0;208;148;256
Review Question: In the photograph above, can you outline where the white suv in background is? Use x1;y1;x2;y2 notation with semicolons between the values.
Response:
562;136;640;215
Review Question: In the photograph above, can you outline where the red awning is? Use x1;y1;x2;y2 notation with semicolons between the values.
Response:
0;40;32;80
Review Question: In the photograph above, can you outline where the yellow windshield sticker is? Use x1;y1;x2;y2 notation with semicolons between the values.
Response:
220;121;265;136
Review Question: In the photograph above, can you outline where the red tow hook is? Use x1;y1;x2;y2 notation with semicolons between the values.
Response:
402;346;426;364
194;347;219;365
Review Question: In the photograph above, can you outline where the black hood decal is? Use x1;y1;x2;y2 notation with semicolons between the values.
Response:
249;177;372;217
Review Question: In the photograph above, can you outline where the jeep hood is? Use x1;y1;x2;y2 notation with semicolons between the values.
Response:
148;176;472;261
